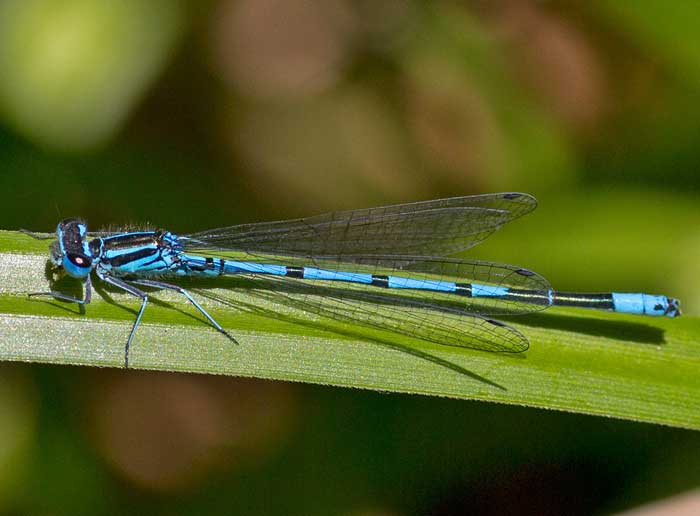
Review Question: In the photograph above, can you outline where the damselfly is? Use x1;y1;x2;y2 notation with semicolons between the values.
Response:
28;193;680;368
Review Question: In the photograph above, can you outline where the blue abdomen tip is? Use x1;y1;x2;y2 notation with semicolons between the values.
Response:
612;293;680;317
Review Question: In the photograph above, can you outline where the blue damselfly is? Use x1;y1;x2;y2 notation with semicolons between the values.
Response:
28;193;680;368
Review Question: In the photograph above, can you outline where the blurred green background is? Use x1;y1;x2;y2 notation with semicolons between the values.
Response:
0;1;698;514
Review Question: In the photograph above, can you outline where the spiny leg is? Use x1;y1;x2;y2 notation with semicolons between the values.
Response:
29;274;92;305
128;278;237;344
96;271;148;369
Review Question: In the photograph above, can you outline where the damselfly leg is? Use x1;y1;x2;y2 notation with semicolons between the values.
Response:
95;269;148;368
28;274;93;305
129;278;236;342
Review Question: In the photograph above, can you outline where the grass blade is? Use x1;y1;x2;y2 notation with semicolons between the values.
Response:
1;230;698;429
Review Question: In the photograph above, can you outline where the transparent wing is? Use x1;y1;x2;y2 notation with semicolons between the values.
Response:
187;253;550;353
203;275;529;353
184;193;536;259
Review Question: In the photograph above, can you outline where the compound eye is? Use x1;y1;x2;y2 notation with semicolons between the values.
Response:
63;252;93;278
67;252;92;268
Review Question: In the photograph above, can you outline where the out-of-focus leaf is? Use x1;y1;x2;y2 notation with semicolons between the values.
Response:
0;0;186;150
597;2;700;84
398;3;576;191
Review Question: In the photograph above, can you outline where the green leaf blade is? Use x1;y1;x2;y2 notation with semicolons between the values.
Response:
1;230;698;429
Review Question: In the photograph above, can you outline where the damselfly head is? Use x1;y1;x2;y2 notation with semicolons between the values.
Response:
55;218;93;278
